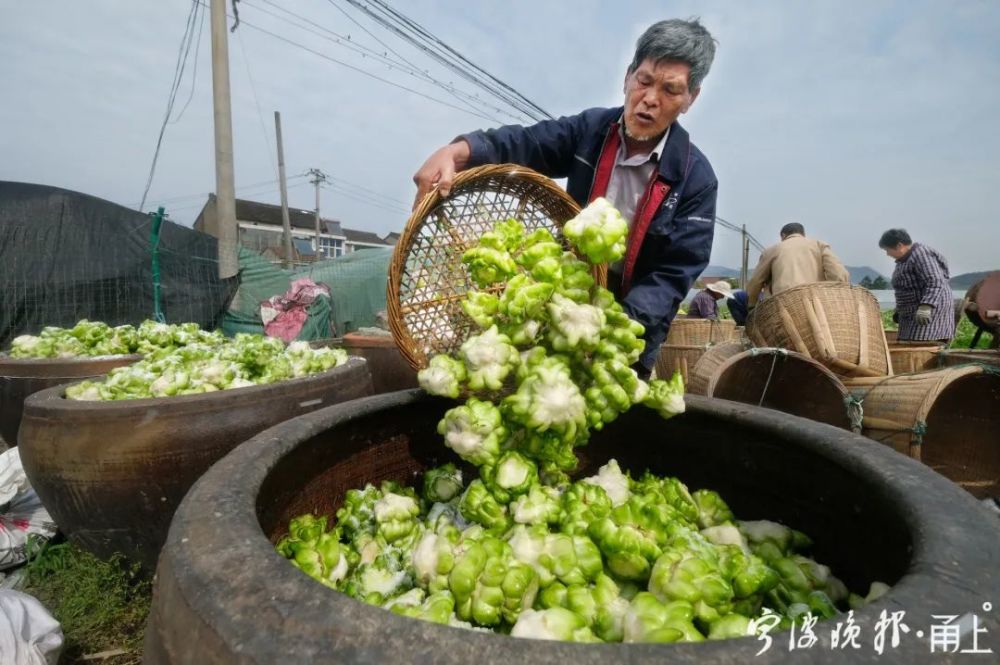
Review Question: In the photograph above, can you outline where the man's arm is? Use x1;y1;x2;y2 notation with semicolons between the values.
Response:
913;246;950;306
412;109;604;207
619;176;717;365
820;243;850;283
746;248;774;306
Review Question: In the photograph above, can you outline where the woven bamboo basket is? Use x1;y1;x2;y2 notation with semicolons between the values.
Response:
387;164;605;370
937;349;1000;369
746;283;891;378
884;329;899;344
686;342;746;396
654;345;706;387
665;318;736;346
844;366;1000;498
689;344;851;429
887;340;946;375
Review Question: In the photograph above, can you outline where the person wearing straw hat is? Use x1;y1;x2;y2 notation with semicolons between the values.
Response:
746;223;850;307
686;281;733;320
878;228;956;343
412;19;719;379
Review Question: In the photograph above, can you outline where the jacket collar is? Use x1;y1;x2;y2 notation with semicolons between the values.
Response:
605;108;691;184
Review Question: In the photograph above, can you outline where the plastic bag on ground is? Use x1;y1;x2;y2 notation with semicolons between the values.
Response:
0;449;58;571
0;589;63;665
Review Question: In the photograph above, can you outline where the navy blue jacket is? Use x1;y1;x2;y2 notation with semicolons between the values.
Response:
463;106;718;370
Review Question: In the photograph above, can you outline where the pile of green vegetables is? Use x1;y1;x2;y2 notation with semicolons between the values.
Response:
7;319;222;359
65;334;347;401
276;198;879;642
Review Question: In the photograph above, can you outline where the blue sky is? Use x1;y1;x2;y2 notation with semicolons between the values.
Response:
1;0;998;275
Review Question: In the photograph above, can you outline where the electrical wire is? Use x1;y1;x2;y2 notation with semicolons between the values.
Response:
235;26;279;179
245;0;518;122
141;174;306;207
139;0;203;211
340;0;551;122
170;0;207;124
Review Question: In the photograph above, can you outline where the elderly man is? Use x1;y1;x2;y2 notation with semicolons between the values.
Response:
413;19;719;379
746;223;850;307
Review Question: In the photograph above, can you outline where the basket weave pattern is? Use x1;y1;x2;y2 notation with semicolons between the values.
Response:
686;342;747;396
844;366;1000;498
746;283;891;377
388;164;605;370
665;318;737;346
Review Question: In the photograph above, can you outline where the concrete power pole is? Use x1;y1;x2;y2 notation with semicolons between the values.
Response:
210;0;238;280
274;111;294;269
741;224;750;289
307;168;329;258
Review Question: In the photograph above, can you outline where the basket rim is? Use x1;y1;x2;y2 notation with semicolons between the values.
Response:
387;163;603;372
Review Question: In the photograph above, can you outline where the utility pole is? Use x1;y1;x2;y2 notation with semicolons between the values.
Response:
306;168;329;258
274;111;294;269
210;0;238;280
741;224;750;289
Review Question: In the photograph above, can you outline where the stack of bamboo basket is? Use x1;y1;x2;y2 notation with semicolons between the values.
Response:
708;282;1000;499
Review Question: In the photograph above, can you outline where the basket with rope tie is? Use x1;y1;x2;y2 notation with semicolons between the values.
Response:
843;363;1000;498
387;164;606;372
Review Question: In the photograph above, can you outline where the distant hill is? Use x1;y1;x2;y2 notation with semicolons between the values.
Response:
951;271;995;290
846;266;885;285
702;264;888;285
701;265;740;278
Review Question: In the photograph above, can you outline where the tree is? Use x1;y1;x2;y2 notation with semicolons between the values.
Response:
859;276;874;289
871;276;889;290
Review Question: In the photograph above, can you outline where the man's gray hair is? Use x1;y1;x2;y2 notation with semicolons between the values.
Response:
629;18;717;91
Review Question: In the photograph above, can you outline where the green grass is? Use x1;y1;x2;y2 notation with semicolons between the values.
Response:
21;539;151;665
881;308;994;349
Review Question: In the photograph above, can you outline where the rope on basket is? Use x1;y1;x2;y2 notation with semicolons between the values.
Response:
844;395;864;433
842;360;999;440
746;347;788;407
870;420;928;446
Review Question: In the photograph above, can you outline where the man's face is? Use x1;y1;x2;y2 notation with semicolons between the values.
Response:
623;58;699;143
884;244;909;260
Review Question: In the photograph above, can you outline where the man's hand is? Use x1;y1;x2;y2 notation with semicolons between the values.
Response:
412;140;472;209
915;304;933;325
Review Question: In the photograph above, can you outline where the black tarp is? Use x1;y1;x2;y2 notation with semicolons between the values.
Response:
0;181;238;347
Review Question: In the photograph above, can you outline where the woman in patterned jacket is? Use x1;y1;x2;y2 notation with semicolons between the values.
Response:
879;228;956;342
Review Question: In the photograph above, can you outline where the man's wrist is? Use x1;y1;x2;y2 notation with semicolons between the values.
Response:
448;137;472;170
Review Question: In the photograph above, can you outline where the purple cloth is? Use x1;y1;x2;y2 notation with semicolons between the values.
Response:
686;290;718;320
891;243;955;341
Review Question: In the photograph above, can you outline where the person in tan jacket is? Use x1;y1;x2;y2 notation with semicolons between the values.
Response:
746;223;850;306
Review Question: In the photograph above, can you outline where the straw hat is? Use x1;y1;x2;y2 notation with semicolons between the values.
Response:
705;281;734;298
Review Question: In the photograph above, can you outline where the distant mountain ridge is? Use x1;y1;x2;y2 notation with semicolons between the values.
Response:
703;264;887;285
951;271;995;290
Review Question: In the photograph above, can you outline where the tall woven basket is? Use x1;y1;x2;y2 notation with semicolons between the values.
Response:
844;366;1000;498
665;319;736;346
887;340;946;375
387;164;605;370
656;319;738;386
746;283;891;378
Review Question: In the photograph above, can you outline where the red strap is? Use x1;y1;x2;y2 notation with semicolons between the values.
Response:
621;179;671;293
588;123;621;201
587;121;671;294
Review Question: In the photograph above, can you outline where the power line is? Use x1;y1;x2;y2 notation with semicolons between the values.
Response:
141;174;305;207
217;10;502;123
324;183;409;214
341;0;551;122
138;0;203;211
245;0;517;123
170;0;207;124
235;25;279;179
